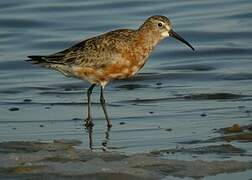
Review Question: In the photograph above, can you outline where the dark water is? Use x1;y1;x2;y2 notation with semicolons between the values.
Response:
0;0;252;165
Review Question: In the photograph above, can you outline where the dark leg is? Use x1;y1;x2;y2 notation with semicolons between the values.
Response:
87;126;93;150
100;86;112;128
85;84;96;127
102;126;111;151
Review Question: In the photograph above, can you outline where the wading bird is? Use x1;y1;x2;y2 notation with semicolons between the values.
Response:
27;15;195;128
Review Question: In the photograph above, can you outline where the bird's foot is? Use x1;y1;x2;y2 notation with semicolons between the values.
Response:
85;117;94;128
105;118;112;129
107;123;112;129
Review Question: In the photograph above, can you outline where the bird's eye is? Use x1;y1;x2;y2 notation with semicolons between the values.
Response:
158;23;163;27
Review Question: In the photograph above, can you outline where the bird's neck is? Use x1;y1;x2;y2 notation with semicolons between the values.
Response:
137;24;162;49
130;25;162;64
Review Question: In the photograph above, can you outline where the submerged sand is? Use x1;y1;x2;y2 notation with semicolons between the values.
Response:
0;139;251;180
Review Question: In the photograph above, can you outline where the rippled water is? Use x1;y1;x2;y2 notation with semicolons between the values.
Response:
0;0;252;164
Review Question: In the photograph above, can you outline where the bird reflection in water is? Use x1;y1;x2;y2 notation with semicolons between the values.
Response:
85;126;111;151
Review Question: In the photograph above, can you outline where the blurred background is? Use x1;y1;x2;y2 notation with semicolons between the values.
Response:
0;0;251;159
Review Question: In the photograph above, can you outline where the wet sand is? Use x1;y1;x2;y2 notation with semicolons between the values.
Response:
1;124;252;179
0;138;251;180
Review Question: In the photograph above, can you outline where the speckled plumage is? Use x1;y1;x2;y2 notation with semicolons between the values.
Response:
27;15;194;127
28;15;173;86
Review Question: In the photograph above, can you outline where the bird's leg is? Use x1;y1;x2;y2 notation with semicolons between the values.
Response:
100;86;112;128
87;126;93;150
102;126;111;151
85;84;96;127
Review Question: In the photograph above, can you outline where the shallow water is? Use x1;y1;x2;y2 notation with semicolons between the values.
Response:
0;0;252;178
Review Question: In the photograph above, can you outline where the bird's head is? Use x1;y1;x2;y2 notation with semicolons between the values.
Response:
141;15;195;51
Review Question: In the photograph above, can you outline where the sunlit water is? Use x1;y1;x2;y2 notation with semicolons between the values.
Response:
0;0;252;168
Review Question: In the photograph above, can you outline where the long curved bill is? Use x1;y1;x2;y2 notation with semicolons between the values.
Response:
169;29;195;51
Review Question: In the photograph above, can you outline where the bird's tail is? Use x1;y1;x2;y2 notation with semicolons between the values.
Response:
26;55;73;77
26;55;50;66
